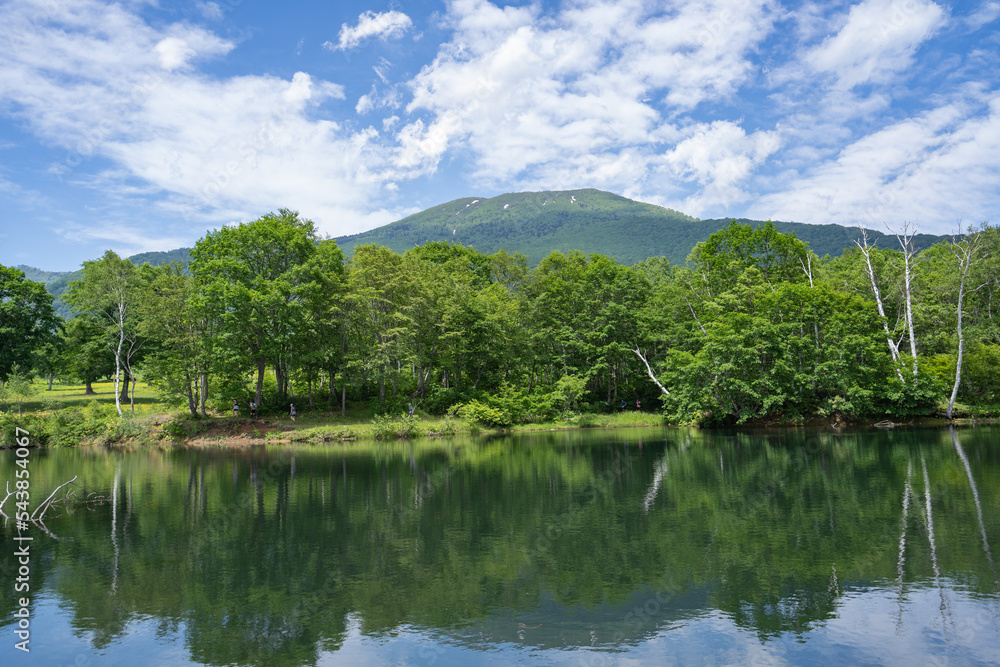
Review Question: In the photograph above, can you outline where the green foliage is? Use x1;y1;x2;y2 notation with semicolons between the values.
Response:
960;343;1000;404
457;399;511;428
551;374;588;415
371;413;424;439
18;205;1000;430
1;400;129;447
456;384;544;427
0;366;37;415
162;413;213;440
422;386;474;415
0;265;59;381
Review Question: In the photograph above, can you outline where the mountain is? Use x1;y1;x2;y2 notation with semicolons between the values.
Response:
335;188;950;266
18;189;953;320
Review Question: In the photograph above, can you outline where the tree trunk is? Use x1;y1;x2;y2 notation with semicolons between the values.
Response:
85;380;96;395
856;230;905;382
947;229;985;419
186;372;197;416
118;366;130;405
379;366;386;407
633;347;669;396
255;356;265;408
893;223;919;380
948;271;967;419
113;330;124;417
199;374;207;417
275;364;285;398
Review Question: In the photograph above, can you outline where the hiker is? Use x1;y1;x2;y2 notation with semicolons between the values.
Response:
250;401;257;419
232;399;239;416
290;403;296;423
636;399;641;410
408;402;415;417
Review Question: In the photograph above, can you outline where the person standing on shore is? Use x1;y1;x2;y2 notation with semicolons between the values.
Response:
233;399;239;416
290;403;296;423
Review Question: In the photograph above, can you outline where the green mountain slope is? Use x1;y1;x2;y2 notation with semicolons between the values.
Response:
336;188;948;265
17;190;952;320
336;189;700;265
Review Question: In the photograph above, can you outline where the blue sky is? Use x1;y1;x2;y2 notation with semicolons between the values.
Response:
1;0;998;271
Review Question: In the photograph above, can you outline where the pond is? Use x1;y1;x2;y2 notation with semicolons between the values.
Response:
1;426;999;665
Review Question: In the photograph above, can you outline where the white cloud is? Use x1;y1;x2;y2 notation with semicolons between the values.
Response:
403;0;779;196
155;37;196;70
0;0;994;253
327;10;413;51
962;1;1000;30
196;2;224;22
0;0;422;240
804;0;946;88
59;221;193;258
662;121;783;214
749;94;1000;233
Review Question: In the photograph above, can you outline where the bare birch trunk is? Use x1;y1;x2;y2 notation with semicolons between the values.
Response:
947;228;987;419
632;347;669;396
855;229;905;382
893;222;919;380
114;324;124;417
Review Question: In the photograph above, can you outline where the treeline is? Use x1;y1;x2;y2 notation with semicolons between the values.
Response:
3;210;998;425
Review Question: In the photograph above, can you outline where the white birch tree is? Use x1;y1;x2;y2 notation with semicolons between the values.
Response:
66;251;143;417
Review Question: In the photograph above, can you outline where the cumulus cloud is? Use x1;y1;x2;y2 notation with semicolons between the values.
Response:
804;0;946;88
403;0;779;196
749;94;1000;230
0;0;996;252
326;10;413;51
663;122;783;214
0;0;417;241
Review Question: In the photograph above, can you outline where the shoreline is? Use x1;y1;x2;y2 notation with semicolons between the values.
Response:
104;413;1000;448
4;408;997;449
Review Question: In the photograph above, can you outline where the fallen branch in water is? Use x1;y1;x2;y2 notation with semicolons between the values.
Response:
31;476;78;522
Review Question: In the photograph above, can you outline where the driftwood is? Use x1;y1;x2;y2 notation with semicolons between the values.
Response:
30;476;78;522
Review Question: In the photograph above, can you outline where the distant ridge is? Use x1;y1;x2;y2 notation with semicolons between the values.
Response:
17;189;952;319
16;248;191;320
335;188;948;266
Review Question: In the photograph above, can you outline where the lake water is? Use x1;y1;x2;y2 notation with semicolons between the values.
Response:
2;426;999;666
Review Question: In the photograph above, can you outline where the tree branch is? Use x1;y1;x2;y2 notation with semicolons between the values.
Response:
632;347;669;395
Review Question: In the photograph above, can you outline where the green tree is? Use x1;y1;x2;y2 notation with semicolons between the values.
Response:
0;264;59;381
60;315;114;395
138;264;216;416
190;210;341;410
345;244;408;408
689;220;810;296
64;251;145;416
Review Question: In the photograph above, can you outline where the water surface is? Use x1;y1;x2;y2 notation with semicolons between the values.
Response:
2;426;999;665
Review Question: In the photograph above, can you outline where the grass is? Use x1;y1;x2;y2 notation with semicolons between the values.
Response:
4;380;667;447
16;380;168;417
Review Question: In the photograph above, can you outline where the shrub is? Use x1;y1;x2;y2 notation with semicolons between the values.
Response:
371;413;424;439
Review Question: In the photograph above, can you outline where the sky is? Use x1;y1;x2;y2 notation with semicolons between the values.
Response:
0;0;998;271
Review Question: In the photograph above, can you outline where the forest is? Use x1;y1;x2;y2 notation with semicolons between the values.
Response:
2;209;998;433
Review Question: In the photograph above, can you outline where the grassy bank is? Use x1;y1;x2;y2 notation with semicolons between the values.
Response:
2;379;990;449
0;379;667;447
140;408;667;447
